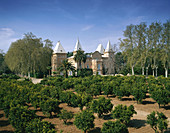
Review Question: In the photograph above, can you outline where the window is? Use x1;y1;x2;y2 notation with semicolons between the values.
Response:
97;64;100;70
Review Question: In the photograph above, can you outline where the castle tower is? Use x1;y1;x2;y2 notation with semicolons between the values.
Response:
96;44;104;54
73;39;84;55
103;41;115;75
51;41;67;75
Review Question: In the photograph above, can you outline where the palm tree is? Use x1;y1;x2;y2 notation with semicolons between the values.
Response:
58;59;75;78
74;50;87;70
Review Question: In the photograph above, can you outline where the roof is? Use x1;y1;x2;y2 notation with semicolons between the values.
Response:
96;44;104;54
74;39;83;51
105;41;113;52
53;41;66;54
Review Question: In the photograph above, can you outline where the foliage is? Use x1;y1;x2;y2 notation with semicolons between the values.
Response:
40;98;60;117
102;120;129;133
5;32;53;77
74;110;95;133
91;96;113;118
8;105;36;132
112;104;137;125
74;50;87;70
59;109;74;124
26;119;56;133
147;111;168;133
58;59;75;78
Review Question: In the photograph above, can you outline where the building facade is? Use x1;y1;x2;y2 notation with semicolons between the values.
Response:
51;39;115;75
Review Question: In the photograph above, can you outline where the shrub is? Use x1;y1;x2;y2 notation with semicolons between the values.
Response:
102;120;129;133
147;111;168;133
91;96;113;118
59;109;74;124
74;110;95;133
112;104;137;125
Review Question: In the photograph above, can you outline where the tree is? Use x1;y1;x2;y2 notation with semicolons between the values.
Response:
5;32;53;77
135;22;147;75
59;109;74;124
147;111;168;133
102;120;129;133
74;110;95;133
112;104;137;125
40;98;60;117
150;87;170;108
91;96;113;118
148;22;162;77
161;20;170;78
0;49;10;74
26;119;56;133
58;59;75;78
74;50;87;70
120;24;138;75
47;66;52;76
8;105;36;132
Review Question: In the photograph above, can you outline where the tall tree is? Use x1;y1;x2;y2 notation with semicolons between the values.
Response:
161;20;170;78
120;24;138;75
5;32;53;77
58;59;75;78
74;50;87;70
148;22;162;77
135;22;147;75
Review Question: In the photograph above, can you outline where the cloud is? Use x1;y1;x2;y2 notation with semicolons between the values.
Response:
0;28;18;52
81;25;94;31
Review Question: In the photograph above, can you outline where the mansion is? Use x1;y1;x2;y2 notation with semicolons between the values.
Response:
51;39;115;75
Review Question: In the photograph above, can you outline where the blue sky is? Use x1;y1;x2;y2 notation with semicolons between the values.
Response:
0;0;169;53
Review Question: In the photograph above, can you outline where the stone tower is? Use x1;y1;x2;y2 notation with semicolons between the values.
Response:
51;41;67;75
103;41;115;75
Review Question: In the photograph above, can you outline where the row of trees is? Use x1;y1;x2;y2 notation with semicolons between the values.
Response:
5;32;53;77
120;21;170;77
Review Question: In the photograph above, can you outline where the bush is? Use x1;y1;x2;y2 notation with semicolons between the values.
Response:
102;120;129;133
26;119;56;133
8;105;36;132
74;110;95;133
112;104;137;125
91;96;113;118
40;98;60;117
147;111;168;133
59;109;74;124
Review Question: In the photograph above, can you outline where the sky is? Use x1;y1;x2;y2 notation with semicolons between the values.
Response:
0;0;170;53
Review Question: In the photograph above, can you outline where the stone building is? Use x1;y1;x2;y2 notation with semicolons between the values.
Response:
51;39;115;75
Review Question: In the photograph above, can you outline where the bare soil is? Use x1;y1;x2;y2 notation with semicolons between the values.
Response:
0;95;170;133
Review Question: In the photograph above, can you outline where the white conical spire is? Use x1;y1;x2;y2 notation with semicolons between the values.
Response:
105;41;113;52
53;41;66;53
74;39;83;51
96;44;104;54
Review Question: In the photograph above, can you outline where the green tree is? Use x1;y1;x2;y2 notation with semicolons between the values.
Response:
74;50;87;70
40;98;60;117
8;105;36;133
26;119;56;133
74;110;95;133
120;24;138;75
112;104;137;125
5;32;53;77
102;120;129;133
58;59;75;78
161;20;170;78
91;96;113;118
47;66;52;76
147;111;168;133
59;109;74;124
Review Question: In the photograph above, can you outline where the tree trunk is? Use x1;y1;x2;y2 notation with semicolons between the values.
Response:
146;67;148;77
142;67;144;75
28;72;30;79
152;69;154;77
132;66;134;75
49;70;50;76
165;68;168;78
155;67;158;77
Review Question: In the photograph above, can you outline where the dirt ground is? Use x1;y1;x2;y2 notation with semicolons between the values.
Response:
0;95;170;133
